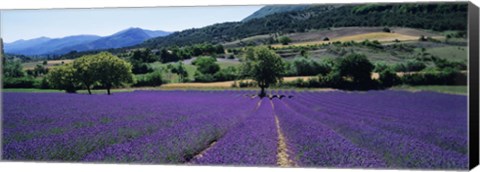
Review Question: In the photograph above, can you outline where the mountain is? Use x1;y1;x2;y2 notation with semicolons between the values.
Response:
4;28;171;56
139;3;467;49
4;37;52;54
57;28;170;54
242;5;310;21
5;35;101;56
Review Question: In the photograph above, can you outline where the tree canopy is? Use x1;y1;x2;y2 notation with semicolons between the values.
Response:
336;53;375;89
47;64;78;93
93;52;134;95
192;56;220;75
47;52;134;94
241;47;285;97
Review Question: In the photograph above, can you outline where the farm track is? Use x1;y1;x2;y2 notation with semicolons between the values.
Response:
270;101;296;167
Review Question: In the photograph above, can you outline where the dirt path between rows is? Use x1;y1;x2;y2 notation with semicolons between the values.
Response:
270;101;296;167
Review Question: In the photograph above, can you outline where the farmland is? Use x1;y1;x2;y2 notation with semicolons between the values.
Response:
1;3;471;170
2;90;468;169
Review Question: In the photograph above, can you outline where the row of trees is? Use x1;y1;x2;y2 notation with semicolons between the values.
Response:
237;46;466;96
128;43;226;75
47;52;133;94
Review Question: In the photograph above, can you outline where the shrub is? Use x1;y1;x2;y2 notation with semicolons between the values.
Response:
279;36;292;45
383;27;391;33
3;77;36;88
131;60;153;74
192;56;220;74
133;71;164;87
214;66;238;81
238;81;256;88
374;62;390;73
433;58;467;70
393;60;426;72
401;68;466;85
35;77;52;89
379;69;401;87
291;57;331;76
319;72;344;88
194;72;216;82
419;35;428;41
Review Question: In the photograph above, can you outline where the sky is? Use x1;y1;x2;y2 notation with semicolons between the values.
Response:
0;5;263;43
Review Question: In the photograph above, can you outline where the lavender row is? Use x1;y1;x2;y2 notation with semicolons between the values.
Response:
271;99;387;168
282;93;468;169
3;91;208;160
192;99;278;166
293;91;468;154
81;93;258;163
3;91;255;161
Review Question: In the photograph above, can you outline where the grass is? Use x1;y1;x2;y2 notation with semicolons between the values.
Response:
217;61;241;69
392;85;467;95
425;46;467;62
149;62;197;82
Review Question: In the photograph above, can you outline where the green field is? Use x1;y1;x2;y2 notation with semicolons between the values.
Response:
425;46;467;62
149;62;197;82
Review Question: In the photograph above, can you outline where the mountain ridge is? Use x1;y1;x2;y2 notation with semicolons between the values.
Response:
4;28;171;56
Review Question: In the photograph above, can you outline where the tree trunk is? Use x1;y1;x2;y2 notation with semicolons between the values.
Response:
107;87;111;95
87;87;91;95
259;86;266;98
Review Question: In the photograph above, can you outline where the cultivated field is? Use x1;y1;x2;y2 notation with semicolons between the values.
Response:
2;90;468;169
23;60;74;70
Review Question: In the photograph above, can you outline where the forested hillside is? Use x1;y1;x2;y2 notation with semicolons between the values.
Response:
139;3;467;49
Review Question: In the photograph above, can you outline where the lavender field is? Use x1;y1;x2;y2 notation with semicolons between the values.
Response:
1;90;468;169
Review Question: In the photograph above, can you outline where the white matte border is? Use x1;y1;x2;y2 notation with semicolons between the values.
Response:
0;0;478;172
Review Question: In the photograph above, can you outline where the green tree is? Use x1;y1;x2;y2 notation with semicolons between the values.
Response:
379;68;400;87
33;64;48;77
214;66;238;81
92;52;134;95
72;54;97;94
241;47;285;97
46;64;78;93
133;71;164;87
171;62;189;82
279;36;292;45
337;54;374;89
192;56;220;74
131;49;155;63
3;60;25;78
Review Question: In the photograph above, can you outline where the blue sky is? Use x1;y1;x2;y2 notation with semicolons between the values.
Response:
0;5;263;43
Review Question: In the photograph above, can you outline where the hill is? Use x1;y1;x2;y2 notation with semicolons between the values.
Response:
242;5;311;21
139;3;467;49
